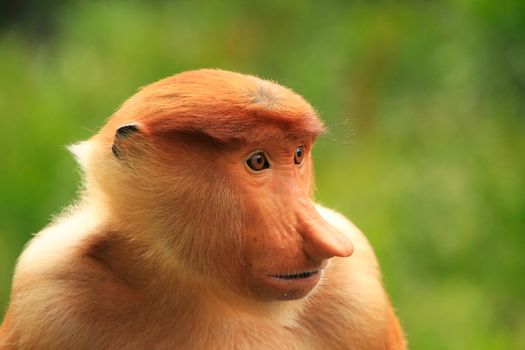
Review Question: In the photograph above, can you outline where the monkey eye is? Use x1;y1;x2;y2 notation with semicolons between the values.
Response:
246;152;270;171
294;145;305;165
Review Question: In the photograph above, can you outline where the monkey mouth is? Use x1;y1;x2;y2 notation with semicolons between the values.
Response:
263;268;324;299
269;269;320;280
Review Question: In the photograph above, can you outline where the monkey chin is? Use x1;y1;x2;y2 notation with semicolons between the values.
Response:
258;269;323;301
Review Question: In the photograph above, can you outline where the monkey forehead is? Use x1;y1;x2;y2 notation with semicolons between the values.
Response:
100;69;325;143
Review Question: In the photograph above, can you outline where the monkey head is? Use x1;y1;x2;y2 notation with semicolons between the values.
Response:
77;69;354;301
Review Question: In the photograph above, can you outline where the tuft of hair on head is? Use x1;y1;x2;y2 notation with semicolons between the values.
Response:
67;141;93;171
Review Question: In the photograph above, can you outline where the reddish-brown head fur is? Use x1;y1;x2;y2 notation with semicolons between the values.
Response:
96;69;325;144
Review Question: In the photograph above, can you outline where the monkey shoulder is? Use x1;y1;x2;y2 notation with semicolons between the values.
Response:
6;215;143;348
307;205;390;348
315;204;382;280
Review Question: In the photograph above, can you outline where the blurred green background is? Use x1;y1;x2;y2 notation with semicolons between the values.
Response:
1;1;524;348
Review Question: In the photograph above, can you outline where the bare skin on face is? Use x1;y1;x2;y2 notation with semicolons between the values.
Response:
0;69;405;350
230;136;353;301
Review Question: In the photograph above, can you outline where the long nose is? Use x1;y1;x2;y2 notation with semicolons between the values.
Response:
296;200;354;261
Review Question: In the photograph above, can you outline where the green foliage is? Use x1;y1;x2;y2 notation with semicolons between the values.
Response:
1;1;524;348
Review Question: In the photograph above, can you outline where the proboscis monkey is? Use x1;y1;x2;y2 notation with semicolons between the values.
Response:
0;69;405;349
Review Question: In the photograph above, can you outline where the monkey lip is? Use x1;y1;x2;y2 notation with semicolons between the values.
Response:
261;261;328;299
269;269;321;280
264;268;323;296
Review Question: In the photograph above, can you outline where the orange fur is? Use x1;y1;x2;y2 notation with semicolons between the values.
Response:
385;305;407;350
0;69;405;349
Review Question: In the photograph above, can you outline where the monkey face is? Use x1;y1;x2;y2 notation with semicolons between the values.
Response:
125;133;354;302
224;136;354;301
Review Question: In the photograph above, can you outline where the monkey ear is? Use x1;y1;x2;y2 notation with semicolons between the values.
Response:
112;123;142;159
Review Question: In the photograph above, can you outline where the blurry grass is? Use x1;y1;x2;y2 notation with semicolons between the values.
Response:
0;1;524;349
